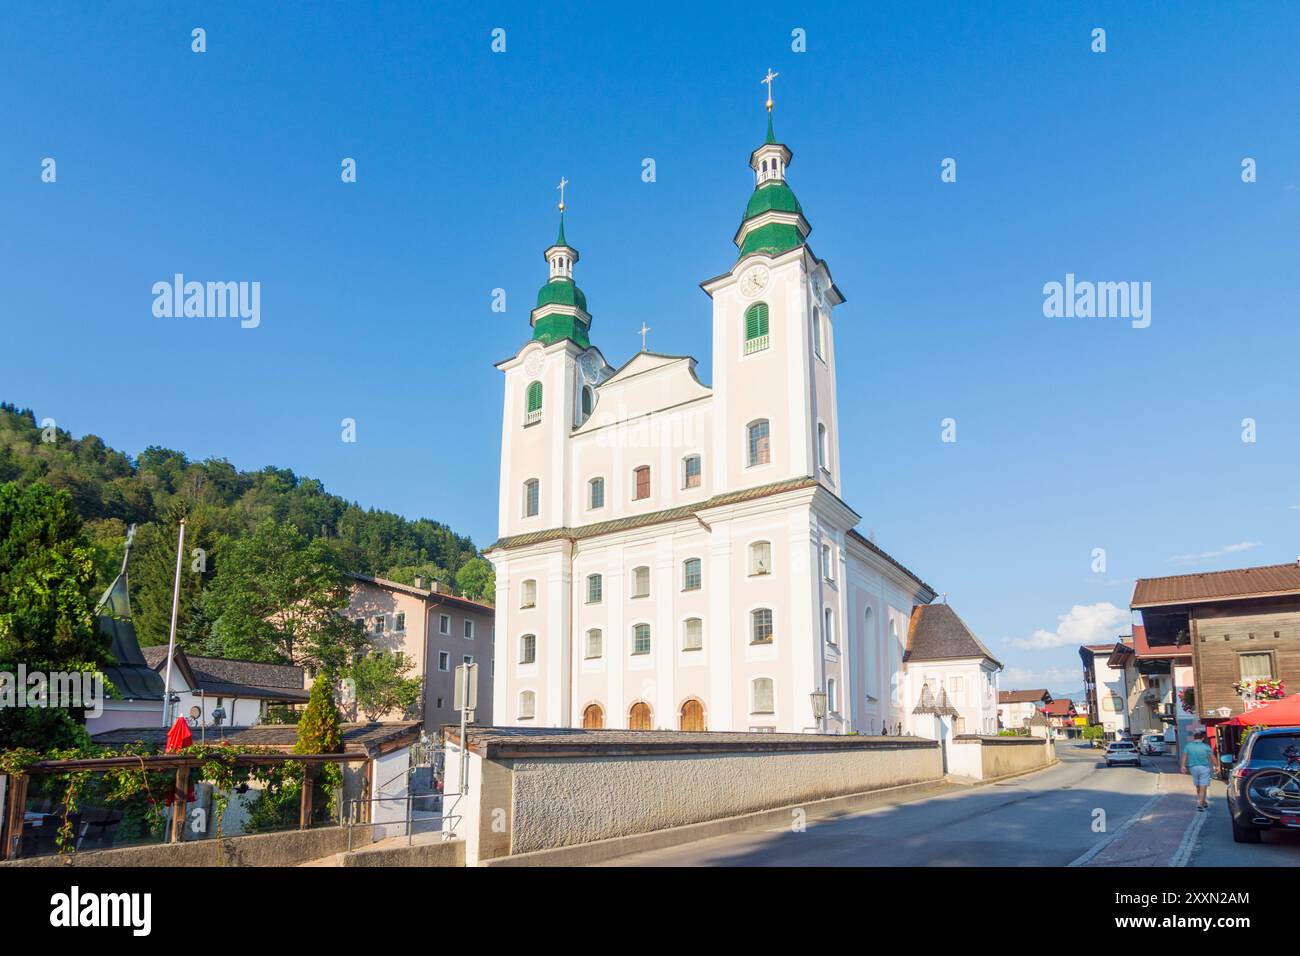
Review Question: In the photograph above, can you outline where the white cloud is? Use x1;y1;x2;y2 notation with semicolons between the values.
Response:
1007;602;1130;651
1168;540;1260;562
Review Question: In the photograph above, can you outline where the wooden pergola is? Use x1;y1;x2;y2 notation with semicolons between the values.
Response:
0;751;366;861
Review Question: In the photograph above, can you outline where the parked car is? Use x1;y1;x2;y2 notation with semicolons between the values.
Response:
1105;740;1142;767
1225;727;1300;844
1139;734;1167;756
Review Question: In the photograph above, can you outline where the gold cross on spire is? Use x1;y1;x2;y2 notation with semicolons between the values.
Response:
556;176;569;212
761;68;779;111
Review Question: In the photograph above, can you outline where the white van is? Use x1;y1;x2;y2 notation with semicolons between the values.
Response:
1139;734;1167;756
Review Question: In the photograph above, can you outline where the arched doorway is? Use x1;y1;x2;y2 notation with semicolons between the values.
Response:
582;703;605;729
679;698;706;732
628;701;653;730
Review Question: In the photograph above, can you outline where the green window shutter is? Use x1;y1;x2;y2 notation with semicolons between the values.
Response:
745;302;769;340
526;381;543;412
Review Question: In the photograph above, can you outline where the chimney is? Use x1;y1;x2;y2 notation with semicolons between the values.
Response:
431;581;441;593
413;574;426;589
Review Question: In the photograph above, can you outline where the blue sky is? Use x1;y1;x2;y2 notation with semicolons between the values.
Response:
3;2;1298;697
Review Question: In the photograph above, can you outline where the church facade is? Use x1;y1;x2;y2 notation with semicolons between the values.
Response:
485;92;998;736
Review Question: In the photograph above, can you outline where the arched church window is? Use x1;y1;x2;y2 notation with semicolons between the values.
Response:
525;381;543;425
749;541;772;576
523;479;539;517
633;465;651;500
519;690;536;720
751;678;775;715
519;634;536;664
818;423;830;471
588;477;604;510
581;386;593;419
744;302;770;354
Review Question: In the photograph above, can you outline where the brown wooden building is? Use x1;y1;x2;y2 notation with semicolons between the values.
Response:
1132;562;1300;721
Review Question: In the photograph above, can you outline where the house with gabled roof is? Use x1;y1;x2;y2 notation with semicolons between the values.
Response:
902;602;1003;738
997;688;1052;732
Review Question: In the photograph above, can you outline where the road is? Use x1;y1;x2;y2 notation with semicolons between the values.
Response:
596;741;1300;866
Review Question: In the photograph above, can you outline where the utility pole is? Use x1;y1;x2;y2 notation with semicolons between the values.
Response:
161;518;186;727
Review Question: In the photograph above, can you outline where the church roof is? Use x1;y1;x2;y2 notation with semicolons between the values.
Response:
904;603;1002;668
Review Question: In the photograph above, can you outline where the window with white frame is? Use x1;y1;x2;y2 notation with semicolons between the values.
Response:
523;478;540;517
632;566;650;598
438;651;449;672
586;573;603;604
682;618;703;651
519;633;536;665
588;477;605;510
524;381;543;425
683;454;702;489
394;612;405;631
751;608;774;644
682;557;702;591
439;614;450;635
519;690;536;720
827;678;838;713
585;628;603;659
747;420;771;467
373;615;385;633
751;677;775;714
818;423;829;471
520;579;537;609
632;623;652;656
812;307;824;359
821;543;834;581
464;620;474;640
749;540;772;576
823;607;836;644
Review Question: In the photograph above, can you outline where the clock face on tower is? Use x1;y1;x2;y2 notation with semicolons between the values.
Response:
812;275;829;310
579;353;599;381
523;350;545;378
739;265;770;298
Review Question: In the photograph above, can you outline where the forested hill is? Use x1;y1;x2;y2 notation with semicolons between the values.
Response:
0;401;485;645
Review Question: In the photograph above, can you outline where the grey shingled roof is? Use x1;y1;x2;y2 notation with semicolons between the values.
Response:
142;646;309;703
904;602;1002;668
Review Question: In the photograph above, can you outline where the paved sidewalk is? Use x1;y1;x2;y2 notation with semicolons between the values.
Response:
1082;770;1203;867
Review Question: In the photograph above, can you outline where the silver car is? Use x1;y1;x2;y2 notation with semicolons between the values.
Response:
1105;740;1142;767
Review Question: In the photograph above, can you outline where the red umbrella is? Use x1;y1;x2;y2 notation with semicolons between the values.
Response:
1225;694;1300;727
165;716;193;752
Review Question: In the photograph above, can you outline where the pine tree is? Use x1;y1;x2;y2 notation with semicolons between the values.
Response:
294;675;343;755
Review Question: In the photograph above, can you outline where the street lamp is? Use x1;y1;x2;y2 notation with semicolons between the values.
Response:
810;690;828;734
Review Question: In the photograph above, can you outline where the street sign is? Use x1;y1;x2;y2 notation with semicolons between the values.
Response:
453;662;478;712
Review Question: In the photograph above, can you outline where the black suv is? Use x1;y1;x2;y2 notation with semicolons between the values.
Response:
1225;727;1300;844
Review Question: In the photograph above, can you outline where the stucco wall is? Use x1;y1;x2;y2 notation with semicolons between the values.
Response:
948;736;1055;781
505;740;941;854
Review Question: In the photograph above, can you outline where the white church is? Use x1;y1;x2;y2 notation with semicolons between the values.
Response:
485;79;1001;739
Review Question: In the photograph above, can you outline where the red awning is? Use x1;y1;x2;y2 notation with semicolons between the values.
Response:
1225;695;1300;727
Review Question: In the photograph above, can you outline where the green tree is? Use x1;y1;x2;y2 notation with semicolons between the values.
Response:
294;675;343;755
454;556;495;604
0;481;108;749
347;652;422;721
201;520;363;673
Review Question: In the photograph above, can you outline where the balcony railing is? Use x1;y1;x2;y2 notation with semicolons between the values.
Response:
744;335;769;355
